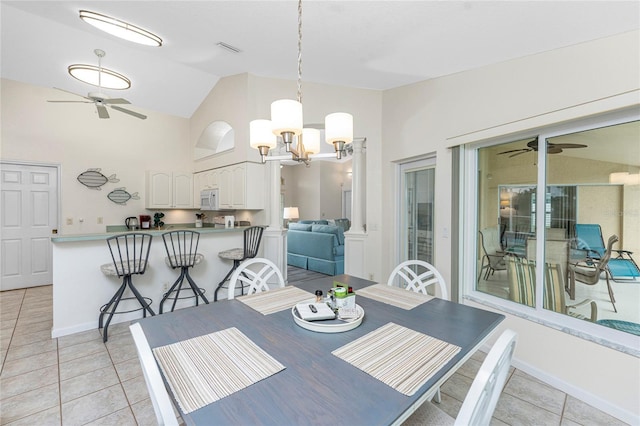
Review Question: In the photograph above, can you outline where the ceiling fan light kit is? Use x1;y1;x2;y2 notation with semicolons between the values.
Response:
79;10;162;47
250;0;354;165
68;64;131;90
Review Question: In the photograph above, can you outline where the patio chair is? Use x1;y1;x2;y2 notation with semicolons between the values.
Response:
478;228;506;282
574;224;639;282
569;234;619;313
404;329;518;426
506;256;597;321
227;258;285;300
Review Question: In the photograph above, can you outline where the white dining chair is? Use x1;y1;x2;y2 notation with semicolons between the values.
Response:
387;259;448;403
227;257;285;300
404;329;518;426
387;260;449;301
130;322;179;426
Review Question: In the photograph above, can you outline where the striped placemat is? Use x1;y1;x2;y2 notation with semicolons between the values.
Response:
356;284;433;310
332;322;460;396
152;327;285;414
237;286;314;315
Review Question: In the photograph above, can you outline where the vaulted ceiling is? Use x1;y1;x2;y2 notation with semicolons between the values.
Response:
2;1;638;118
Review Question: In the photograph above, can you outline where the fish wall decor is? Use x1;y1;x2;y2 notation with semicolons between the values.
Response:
107;187;140;205
77;168;119;190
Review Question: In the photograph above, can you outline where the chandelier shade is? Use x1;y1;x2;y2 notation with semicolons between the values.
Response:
249;120;277;149
325;113;354;145
271;99;303;142
302;128;320;155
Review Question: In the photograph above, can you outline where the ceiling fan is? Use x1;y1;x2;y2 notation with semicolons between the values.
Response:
498;139;587;157
47;49;146;120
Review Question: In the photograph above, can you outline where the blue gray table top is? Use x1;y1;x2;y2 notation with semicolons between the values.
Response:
137;274;504;425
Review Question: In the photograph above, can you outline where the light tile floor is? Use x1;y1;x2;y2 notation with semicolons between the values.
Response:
0;285;628;425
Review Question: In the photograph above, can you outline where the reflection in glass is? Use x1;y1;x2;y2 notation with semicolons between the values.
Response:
475;120;640;335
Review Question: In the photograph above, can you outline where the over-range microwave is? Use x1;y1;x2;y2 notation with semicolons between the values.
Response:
200;188;219;210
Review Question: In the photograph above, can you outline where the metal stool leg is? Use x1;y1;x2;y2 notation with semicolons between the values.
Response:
214;260;240;302
100;279;128;343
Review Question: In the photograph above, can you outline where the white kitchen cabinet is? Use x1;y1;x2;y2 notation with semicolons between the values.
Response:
194;163;264;210
146;171;193;209
193;169;220;208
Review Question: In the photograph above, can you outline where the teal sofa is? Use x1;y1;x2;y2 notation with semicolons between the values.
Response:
287;221;345;275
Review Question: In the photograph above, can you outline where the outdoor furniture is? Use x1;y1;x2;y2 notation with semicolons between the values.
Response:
506;256;597;321
214;226;264;301
574;224;640;282
569;234;619;313
133;274;504;425
99;233;155;342
160;230;208;313
405;329;517;426
478;228;506;282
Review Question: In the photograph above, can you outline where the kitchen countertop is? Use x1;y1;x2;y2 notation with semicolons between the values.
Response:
51;225;252;243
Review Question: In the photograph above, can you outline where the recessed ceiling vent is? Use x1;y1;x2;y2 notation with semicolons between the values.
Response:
216;42;242;53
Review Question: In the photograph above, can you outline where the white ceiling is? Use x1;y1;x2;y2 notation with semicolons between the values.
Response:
2;1;639;119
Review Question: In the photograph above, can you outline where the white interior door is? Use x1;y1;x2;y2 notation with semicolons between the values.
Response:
1;163;59;290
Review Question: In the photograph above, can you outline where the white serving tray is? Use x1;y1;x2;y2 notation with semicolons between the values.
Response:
292;302;364;333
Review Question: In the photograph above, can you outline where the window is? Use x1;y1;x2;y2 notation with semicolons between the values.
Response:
466;111;640;351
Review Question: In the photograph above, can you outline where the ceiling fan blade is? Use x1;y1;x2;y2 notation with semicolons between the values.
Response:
111;105;147;120
550;143;588;149
509;151;530;158
96;105;110;119
548;146;563;154
103;98;131;105
53;87;90;100
47;100;93;103
498;148;530;155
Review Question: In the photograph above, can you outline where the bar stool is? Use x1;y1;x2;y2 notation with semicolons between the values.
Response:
214;226;264;301
160;230;209;313
100;233;155;342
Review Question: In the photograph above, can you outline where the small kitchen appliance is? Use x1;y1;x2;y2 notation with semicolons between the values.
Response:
200;188;219;211
139;215;151;229
125;216;139;230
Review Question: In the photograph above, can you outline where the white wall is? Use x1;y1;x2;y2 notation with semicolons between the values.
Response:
1;79;193;234
380;30;640;421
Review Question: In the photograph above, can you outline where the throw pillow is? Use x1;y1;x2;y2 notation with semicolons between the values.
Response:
289;223;312;231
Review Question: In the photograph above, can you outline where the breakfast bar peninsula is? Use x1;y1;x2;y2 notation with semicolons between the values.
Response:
51;226;250;338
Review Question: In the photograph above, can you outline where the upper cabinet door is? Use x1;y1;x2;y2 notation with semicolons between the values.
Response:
146;171;172;208
173;172;193;208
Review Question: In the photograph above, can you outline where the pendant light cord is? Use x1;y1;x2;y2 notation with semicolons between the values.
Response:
297;0;302;105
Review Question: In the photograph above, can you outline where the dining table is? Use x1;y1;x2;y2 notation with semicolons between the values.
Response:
136;274;505;426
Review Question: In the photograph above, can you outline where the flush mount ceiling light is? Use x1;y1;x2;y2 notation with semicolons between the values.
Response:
79;10;162;47
250;0;353;165
68;49;131;90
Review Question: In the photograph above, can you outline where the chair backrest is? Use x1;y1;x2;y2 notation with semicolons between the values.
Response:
106;233;152;277
129;323;179;426
480;227;501;255
507;256;570;314
526;239;569;289
575;234;619;285
574;224;605;258
227;257;285;300
386;260;448;300
162;230;200;268
455;329;517;426
506;256;536;308
243;226;265;259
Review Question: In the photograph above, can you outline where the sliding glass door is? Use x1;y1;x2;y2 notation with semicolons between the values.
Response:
400;159;435;263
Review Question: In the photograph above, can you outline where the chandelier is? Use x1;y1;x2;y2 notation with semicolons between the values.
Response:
250;0;353;164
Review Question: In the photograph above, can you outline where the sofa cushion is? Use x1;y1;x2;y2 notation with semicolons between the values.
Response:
289;223;312;231
300;220;329;225
312;224;344;245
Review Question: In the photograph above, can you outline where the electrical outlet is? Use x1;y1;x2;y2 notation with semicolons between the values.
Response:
163;282;169;294
66;218;73;225
369;273;374;281
97;217;103;224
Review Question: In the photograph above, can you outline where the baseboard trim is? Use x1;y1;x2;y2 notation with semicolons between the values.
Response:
489;345;639;425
